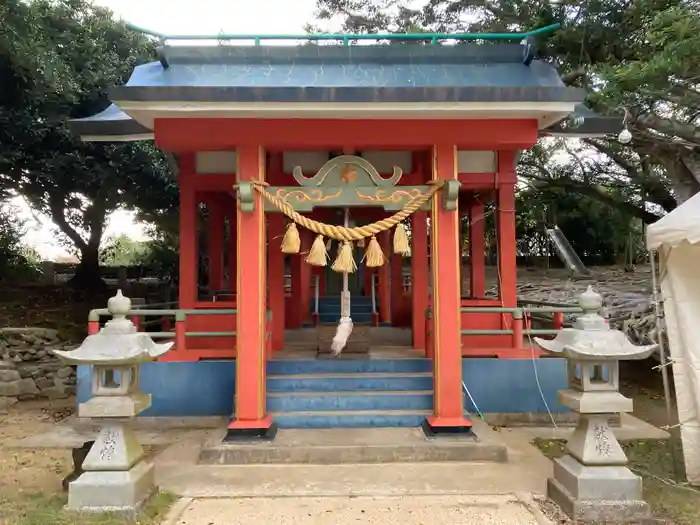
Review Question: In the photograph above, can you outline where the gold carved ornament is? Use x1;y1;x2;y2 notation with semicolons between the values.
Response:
250;180;444;273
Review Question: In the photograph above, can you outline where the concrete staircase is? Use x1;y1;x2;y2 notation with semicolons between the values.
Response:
314;295;375;325
266;358;433;428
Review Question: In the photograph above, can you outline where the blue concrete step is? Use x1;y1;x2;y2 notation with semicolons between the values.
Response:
267;372;433;392
272;410;430;428
267;359;431;375
267;390;433;412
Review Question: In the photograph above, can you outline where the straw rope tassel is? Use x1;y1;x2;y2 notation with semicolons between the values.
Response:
280;222;301;253
332;241;357;273
393;222;410;256
363;236;385;267
306;235;329;266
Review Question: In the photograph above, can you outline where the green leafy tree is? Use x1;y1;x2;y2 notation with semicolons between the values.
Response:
0;202;41;279
99;234;152;267
0;0;177;289
309;0;699;214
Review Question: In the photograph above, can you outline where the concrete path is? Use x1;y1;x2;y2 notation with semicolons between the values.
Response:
164;494;553;525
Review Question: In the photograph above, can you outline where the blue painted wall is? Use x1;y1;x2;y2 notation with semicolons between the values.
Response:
77;362;237;417
461;358;568;413
77;357;568;417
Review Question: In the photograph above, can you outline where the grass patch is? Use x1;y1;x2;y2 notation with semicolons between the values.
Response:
533;437;700;525
7;491;177;525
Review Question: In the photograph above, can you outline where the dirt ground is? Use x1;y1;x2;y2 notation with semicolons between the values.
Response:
0;399;76;521
0;399;173;524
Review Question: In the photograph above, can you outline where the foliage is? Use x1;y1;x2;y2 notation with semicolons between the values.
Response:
10;490;177;525
516;184;645;265
0;202;41;279
310;0;700;213
0;0;177;289
137;227;180;282
99;234;151;266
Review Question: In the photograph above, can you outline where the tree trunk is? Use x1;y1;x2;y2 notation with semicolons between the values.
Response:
69;243;106;291
657;152;700;204
48;193;109;291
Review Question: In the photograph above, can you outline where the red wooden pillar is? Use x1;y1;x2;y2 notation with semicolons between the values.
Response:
227;199;237;292
411;212;428;350
469;198;486;298
390;253;404;326
427;144;471;433
207;195;225;293
497;152;517;308
228;145;273;438
268;213;286;351
178;155;197;310
378;231;391;323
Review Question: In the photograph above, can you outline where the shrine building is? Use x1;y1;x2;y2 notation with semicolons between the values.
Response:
71;25;619;439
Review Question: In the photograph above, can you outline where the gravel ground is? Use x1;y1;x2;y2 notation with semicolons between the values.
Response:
171;495;548;525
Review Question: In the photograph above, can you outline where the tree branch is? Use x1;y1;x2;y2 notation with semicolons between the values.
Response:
561;68;587;86
48;192;88;252
636;113;700;146
519;162;663;224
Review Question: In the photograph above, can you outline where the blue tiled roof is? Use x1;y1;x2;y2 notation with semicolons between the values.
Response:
109;44;583;103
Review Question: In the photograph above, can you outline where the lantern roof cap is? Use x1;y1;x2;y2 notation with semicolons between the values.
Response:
54;290;172;365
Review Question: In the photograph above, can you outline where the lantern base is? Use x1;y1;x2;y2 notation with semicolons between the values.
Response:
66;460;155;518
547;455;650;523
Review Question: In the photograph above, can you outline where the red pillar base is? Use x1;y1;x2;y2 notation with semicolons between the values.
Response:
422;415;473;437
225;415;277;442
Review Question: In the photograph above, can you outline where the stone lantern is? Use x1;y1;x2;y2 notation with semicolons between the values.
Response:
54;290;172;517
534;286;657;523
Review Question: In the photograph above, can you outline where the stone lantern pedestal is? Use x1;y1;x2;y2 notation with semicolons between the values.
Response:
535;286;657;523
54;291;172;517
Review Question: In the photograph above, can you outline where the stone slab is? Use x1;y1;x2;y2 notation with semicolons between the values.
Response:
519;413;667;441
173;495;546;525
79;392;151;418
553;455;642;500
67;460;155;516
0;380;21;396
559;389;633;413
547;477;650;523
317;324;370;355
198;424;507;465
0;369;20;382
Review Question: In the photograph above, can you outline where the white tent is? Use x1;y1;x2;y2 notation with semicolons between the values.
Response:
647;191;700;485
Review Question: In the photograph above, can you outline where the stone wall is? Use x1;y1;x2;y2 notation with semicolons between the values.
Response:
0;328;77;411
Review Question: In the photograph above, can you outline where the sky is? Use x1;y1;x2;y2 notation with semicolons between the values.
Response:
16;0;320;259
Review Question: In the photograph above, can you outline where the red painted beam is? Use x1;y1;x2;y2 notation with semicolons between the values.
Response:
154;119;539;151
457;171;516;189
